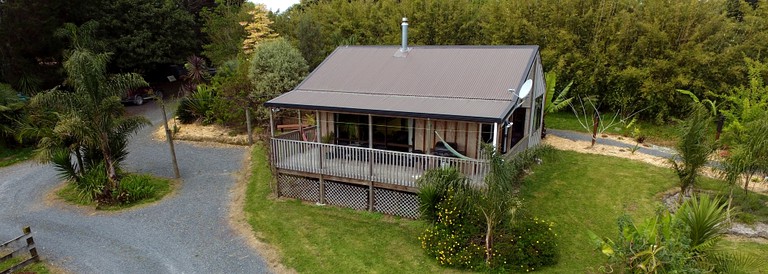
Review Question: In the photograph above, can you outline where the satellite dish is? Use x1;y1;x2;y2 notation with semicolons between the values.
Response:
518;79;533;100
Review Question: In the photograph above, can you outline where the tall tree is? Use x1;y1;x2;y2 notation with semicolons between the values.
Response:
241;3;278;55
95;0;198;73
248;38;307;120
200;0;249;66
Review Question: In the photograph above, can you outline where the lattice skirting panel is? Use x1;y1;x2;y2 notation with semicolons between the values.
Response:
374;189;420;219
324;181;369;211
277;174;319;202
275;173;420;219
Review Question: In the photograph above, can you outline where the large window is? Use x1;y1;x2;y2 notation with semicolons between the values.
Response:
335;114;368;146
334;114;410;151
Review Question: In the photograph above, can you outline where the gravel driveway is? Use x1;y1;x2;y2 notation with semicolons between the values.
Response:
0;101;270;273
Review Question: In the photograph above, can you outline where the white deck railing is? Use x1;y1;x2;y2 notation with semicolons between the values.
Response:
274;126;318;142
271;138;489;188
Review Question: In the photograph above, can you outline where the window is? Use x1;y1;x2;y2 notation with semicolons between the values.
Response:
480;124;493;144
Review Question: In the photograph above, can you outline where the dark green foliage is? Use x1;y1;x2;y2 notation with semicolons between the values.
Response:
493;217;558;271
416;167;470;223
273;0;768;121
50;147;80;181
116;174;157;203
677;195;728;251
200;0;249;67
592;195;757;273
419;191;485;269
95;0;198;73
74;161;108;203
0;83;26;146
175;85;216;124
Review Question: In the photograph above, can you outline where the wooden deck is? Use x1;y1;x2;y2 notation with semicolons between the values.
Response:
271;138;489;192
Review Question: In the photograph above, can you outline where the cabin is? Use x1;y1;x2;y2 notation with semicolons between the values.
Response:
264;19;546;218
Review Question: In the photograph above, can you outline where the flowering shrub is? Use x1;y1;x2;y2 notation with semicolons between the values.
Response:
419;191;485;269
419;192;559;271
493;217;559;271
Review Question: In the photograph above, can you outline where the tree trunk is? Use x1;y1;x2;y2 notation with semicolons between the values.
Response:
744;173;753;196
74;147;85;176
100;132;119;195
591;112;599;147
727;186;734;221
485;220;494;265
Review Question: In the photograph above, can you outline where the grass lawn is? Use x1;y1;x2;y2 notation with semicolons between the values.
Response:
57;173;173;210
246;143;766;273
0;145;34;168
0;257;50;274
545;111;679;147
245;144;461;274
521;150;768;273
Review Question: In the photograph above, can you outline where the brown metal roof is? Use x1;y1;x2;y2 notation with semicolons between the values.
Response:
265;45;539;122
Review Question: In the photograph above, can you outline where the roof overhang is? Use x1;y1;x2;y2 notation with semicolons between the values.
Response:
265;90;516;123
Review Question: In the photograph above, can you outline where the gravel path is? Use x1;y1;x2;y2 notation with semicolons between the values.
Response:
547;129;677;159
0;101;270;273
546;129;726;168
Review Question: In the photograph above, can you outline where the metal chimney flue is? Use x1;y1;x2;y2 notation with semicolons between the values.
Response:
400;17;409;52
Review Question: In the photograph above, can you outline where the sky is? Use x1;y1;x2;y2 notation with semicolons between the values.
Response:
250;0;300;13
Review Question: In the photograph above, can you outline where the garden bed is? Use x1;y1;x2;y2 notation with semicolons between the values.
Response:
152;119;255;146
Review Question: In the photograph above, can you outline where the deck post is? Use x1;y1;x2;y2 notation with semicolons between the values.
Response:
426;119;432;154
492;122;499;149
368;181;374;212
319;174;326;204
368;114;373;177
298;110;303;140
317;111;324;170
477;123;483;158
316;110;321;142
269;109;275;137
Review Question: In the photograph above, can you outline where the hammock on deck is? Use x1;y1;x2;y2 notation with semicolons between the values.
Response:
434;131;472;160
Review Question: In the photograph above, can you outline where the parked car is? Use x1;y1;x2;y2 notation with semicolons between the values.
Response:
122;87;162;105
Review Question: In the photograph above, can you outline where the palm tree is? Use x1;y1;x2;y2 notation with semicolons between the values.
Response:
29;22;149;198
670;104;715;200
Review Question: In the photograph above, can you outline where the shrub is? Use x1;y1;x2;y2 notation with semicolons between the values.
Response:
175;85;216;124
117;174;157;203
493;217;559;271
419;191;485;269
416;167;471;223
73;161;108;203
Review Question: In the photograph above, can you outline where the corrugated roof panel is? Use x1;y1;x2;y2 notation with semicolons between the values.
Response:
267;45;539;121
296;46;537;101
